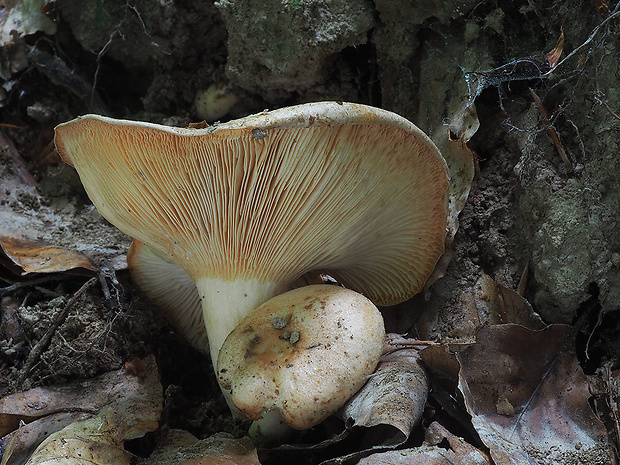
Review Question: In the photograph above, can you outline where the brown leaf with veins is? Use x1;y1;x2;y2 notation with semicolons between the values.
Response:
0;131;129;276
342;344;429;441
457;324;611;465
0;235;95;275
472;273;545;329
0;355;162;465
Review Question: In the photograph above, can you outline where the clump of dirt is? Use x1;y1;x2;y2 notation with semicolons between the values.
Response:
0;277;158;395
216;0;375;102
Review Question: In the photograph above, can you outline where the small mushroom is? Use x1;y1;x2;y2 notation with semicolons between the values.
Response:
194;83;239;122
217;284;385;435
54;101;448;384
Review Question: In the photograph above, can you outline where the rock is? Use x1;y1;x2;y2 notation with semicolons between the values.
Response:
215;0;374;102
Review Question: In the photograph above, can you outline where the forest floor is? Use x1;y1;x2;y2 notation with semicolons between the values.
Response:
1;1;620;464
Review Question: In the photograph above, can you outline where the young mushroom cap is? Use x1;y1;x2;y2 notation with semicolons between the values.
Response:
54;101;448;370
217;284;385;431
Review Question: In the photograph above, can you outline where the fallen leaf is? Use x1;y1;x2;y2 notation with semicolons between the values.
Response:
0;355;162;465
259;339;430;465
0;412;91;465
0;236;95;275
147;431;259;465
0;131;130;276
473;273;545;329
419;343;462;389
0;0;57;47
457;324;611;465
546;20;567;68
357;422;490;465
437;99;479;238
596;0;610;14
425;99;477;288
342;344;429;440
24;411;135;465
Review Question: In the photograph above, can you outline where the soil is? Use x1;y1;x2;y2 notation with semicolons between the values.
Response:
1;0;619;464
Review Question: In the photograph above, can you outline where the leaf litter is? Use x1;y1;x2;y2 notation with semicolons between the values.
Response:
1;3;618;462
457;324;610;465
0;355;162;465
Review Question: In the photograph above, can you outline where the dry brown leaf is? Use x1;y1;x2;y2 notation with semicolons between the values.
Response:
303;344;431;464
417;273;545;342
147;431;259;465
473;273;545;329
0;0;57;47
357;422;490;465
457;324;611;465
0;132;129;276
0;358;158;419
438;100;478;240
0;355;162;465
596;0;611;14
419;343;462;388
342;344;429;438
0;236;95;275
260;339;430;465
425;100;477;288
24;408;135;465
0;412;91;465
546;20;566;68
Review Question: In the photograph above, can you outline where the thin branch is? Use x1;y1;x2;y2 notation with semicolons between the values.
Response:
529;88;573;172
0;274;71;295
543;9;620;77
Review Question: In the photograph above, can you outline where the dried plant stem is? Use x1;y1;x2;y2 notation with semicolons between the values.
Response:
529;88;573;173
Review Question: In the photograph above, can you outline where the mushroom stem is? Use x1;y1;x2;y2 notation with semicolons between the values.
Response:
249;409;295;446
195;277;284;367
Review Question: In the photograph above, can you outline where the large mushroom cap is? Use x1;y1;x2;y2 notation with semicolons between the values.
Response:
55;102;448;309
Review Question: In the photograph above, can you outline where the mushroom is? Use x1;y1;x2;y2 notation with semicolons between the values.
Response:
194;83;239;122
217;284;385;439
127;240;208;351
54;101;448;382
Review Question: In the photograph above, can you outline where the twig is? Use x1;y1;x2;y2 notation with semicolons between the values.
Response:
606;363;620;447
91;33;115;112
382;333;442;355
542;9;620;77
0;274;71;295
0;123;28;130
18;278;97;386
517;263;529;297
594;92;620;121
529;88;573;173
